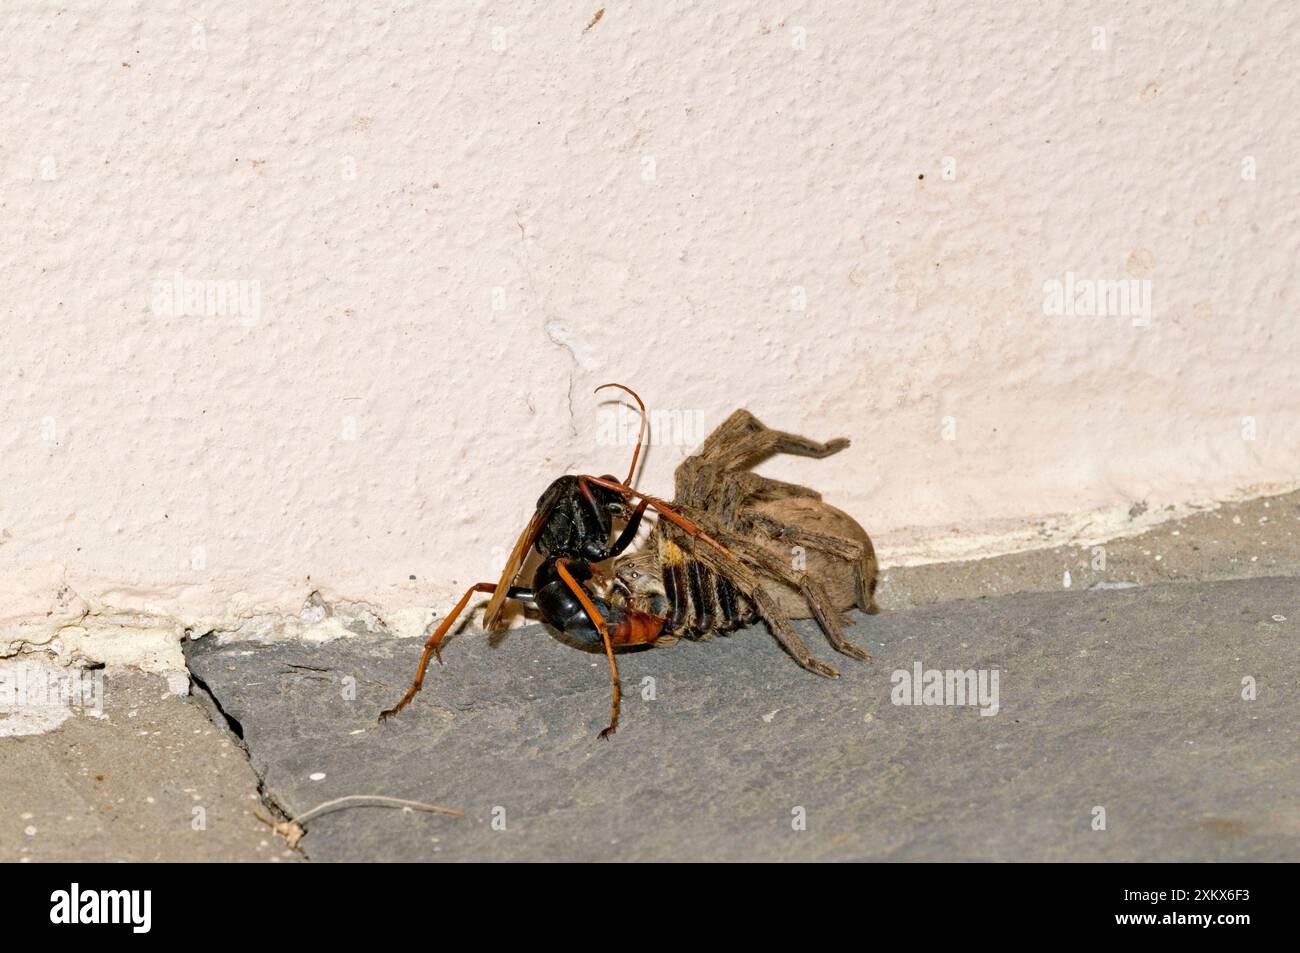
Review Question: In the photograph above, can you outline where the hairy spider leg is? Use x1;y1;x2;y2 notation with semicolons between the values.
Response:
720;533;872;661
696;408;849;471
746;511;881;614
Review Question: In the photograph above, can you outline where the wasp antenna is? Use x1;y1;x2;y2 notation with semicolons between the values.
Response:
594;383;647;485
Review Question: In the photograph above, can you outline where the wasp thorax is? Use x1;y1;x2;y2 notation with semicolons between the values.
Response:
533;475;627;559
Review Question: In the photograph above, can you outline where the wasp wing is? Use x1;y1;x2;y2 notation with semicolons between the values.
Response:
482;499;554;631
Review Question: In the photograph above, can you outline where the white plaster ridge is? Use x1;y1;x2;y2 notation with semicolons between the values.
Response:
878;481;1300;566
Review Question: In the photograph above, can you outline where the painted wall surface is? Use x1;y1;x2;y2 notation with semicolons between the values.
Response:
3;2;1298;667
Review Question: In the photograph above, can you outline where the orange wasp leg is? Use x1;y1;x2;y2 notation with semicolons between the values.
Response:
554;557;622;739
379;580;530;721
579;475;734;560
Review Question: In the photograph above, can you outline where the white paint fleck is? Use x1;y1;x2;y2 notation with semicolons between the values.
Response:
543;322;597;369
309;772;326;781
165;672;191;696
0;661;76;737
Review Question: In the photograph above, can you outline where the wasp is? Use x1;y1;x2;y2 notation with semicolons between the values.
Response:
380;384;726;737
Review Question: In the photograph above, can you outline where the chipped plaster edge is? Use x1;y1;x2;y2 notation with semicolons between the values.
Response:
1;594;439;676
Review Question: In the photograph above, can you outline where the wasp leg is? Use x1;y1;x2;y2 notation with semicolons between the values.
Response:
379;581;533;721
576;483;650;560
554;558;622;739
580;476;735;562
610;498;650;558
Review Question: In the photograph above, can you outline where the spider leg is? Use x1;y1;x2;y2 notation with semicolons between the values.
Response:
683;531;839;678
698;409;849;471
718;534;872;661
746;512;881;614
695;409;768;463
732;472;824;501
716;470;822;527
379;581;534;721
718;429;849;472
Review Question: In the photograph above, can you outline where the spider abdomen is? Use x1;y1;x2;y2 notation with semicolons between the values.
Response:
620;537;759;640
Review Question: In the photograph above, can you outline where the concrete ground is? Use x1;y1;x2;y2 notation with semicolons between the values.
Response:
0;667;295;862
185;574;1298;862
4;491;1298;862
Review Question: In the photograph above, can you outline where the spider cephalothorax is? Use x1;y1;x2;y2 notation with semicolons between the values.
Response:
610;409;878;677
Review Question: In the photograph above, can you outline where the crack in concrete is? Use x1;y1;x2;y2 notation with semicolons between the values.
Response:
188;669;311;862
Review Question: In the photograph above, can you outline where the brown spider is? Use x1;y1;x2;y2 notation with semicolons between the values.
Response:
609;409;879;678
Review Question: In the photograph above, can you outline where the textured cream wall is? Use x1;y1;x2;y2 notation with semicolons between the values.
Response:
3;2;1299;667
